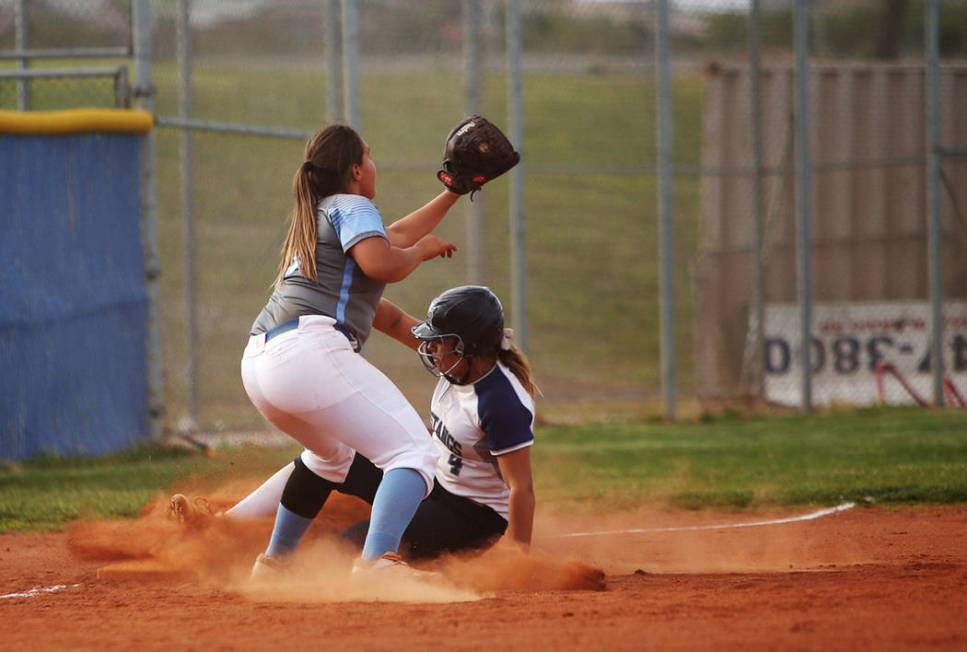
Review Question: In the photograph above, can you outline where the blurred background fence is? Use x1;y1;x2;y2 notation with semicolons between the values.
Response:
2;0;964;438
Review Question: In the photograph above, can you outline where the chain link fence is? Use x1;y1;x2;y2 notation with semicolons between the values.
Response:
686;0;967;411
5;0;964;435
0;0;133;109
150;0;667;432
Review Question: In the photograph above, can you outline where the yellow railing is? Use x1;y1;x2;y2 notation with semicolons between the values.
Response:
0;109;153;135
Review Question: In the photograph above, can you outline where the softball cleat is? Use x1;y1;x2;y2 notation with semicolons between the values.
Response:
351;552;440;581
249;553;290;582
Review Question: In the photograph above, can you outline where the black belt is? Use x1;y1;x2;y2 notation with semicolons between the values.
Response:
264;317;360;352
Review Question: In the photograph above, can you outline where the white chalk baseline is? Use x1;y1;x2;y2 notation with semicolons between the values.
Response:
556;502;856;539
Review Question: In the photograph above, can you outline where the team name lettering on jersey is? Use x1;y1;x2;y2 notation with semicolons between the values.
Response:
430;411;462;455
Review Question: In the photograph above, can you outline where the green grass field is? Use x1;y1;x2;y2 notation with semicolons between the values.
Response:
2;408;964;532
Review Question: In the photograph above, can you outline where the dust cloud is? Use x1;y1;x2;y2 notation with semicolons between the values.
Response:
68;484;609;603
69;481;868;602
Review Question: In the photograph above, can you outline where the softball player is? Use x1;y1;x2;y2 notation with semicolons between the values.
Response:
241;124;462;578
361;284;538;557
175;285;537;559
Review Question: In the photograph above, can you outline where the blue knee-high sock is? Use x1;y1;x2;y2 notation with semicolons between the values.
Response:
265;504;313;558
361;468;426;561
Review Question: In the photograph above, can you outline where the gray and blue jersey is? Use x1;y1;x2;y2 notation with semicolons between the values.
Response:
251;194;387;345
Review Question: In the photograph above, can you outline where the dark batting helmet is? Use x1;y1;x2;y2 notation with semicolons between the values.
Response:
411;285;505;382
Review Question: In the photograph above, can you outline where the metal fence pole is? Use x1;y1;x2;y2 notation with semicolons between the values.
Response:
464;0;485;284
656;0;676;420
0;47;132;60
115;66;129;108
156;116;311;139
341;0;360;130
133;0;165;440
177;0;198;430
794;0;813;414
15;0;30;110
925;0;945;406
0;67;128;81
506;0;527;352
749;0;765;398
325;0;343;124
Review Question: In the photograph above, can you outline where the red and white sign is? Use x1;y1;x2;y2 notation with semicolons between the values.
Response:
764;302;967;406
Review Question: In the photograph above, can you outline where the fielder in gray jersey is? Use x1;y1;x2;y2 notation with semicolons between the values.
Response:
240;124;463;580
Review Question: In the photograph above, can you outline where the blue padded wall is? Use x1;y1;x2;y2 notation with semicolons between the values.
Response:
0;133;149;459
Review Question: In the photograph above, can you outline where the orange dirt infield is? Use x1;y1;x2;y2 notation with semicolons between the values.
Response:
1;502;965;651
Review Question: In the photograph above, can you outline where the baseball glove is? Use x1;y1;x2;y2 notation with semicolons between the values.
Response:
437;115;520;198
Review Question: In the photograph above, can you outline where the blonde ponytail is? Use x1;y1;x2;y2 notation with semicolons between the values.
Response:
274;125;365;287
276;166;319;285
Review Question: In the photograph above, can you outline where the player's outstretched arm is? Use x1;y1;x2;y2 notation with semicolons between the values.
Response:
373;298;421;351
385;190;461;248
497;447;535;550
350;233;456;283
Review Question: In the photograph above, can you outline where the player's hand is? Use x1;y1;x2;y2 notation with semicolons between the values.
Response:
416;234;457;261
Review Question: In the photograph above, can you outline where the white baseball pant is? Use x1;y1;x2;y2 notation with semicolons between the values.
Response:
240;315;436;495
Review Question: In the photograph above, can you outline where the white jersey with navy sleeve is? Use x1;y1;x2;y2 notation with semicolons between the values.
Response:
251;194;387;345
428;362;535;519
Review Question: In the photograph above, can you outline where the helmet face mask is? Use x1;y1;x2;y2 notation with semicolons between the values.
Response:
416;334;470;384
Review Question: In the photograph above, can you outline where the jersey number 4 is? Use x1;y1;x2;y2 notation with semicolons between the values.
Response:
447;453;463;476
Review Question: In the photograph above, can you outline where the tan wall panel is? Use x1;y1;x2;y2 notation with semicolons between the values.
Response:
697;63;967;397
